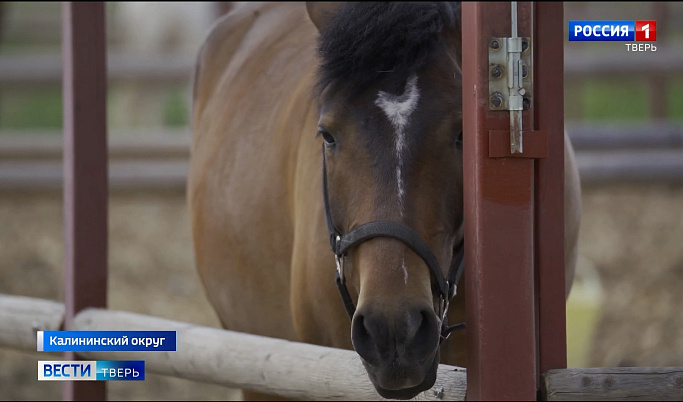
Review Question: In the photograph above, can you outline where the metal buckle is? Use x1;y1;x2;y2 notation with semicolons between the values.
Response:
439;297;449;324
449;284;458;300
335;254;345;280
439;296;452;342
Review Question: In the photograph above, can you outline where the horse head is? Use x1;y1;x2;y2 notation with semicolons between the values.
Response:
307;2;464;399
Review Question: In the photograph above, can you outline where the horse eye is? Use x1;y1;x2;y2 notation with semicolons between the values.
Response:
318;130;336;146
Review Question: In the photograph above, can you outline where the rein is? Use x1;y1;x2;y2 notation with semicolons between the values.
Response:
321;146;465;343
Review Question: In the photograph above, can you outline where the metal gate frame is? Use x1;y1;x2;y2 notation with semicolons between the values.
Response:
462;2;566;400
59;2;566;400
62;2;107;400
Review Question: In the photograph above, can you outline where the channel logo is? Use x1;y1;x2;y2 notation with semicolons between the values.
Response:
569;20;656;41
635;20;656;41
38;360;145;381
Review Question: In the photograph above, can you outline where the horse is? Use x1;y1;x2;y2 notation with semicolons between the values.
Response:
188;2;581;400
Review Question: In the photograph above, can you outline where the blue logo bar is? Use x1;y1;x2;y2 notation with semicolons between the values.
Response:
569;20;635;41
96;360;145;380
37;331;176;352
39;360;145;381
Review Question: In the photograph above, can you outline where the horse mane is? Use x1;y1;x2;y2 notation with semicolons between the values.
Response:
315;2;460;97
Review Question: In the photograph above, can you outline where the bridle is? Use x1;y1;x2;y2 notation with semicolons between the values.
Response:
321;146;465;343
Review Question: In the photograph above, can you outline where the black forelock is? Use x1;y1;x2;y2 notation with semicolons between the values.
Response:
315;2;460;98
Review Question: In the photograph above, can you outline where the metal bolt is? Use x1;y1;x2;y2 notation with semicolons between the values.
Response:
522;65;527;78
491;40;499;49
523;97;531;110
491;93;503;108
522;39;528;52
491;65;503;78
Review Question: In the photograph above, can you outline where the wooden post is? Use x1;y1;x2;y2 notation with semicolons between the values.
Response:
62;2;108;400
649;2;668;121
462;2;538;400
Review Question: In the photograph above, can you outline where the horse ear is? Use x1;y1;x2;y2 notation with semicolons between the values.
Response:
306;2;342;33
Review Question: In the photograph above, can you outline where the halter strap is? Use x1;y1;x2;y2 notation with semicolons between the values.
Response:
322;146;465;340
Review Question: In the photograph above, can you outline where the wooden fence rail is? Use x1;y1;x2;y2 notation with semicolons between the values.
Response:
0;294;466;401
3;294;682;401
0;294;64;351
0;54;194;88
563;47;683;77
542;367;683;401
1;47;681;86
3;126;683;191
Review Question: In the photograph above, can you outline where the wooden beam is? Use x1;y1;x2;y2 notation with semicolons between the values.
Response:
72;308;467;401
3;295;681;401
62;2;108;400
0;296;467;401
0;54;194;87
0;294;64;351
542;367;683;401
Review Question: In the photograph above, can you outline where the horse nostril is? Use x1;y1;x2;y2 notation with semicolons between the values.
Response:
352;313;368;339
396;308;439;363
352;312;384;364
352;308;440;366
412;309;437;349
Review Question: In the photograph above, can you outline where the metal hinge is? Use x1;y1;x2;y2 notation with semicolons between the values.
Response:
488;2;532;154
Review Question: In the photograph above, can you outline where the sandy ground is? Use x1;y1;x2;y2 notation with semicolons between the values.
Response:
1;183;682;399
578;184;683;368
0;190;239;400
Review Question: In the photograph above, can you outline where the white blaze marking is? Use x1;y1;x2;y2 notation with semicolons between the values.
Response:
375;74;420;284
374;75;420;213
401;255;408;285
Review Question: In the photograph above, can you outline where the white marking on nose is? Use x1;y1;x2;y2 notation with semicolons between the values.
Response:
375;75;420;283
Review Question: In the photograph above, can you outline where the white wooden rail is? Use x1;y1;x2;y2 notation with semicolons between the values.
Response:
0;294;467;401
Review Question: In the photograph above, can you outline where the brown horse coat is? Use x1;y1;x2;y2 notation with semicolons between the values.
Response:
189;1;581;396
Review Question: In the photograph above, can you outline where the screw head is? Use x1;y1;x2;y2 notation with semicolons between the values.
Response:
523;97;531;110
491;65;502;78
522;39;528;52
491;93;503;108
491;40;499;49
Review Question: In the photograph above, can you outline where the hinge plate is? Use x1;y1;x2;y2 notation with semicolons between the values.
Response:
488;37;532;111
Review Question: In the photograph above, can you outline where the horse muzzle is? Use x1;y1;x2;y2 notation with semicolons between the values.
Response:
351;306;441;399
361;348;440;400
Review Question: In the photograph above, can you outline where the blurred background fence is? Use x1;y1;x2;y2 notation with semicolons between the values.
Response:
1;2;683;190
1;2;683;400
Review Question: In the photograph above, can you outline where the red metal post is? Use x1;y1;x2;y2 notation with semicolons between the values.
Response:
462;2;538;400
534;2;567;375
649;2;668;120
62;2;108;400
